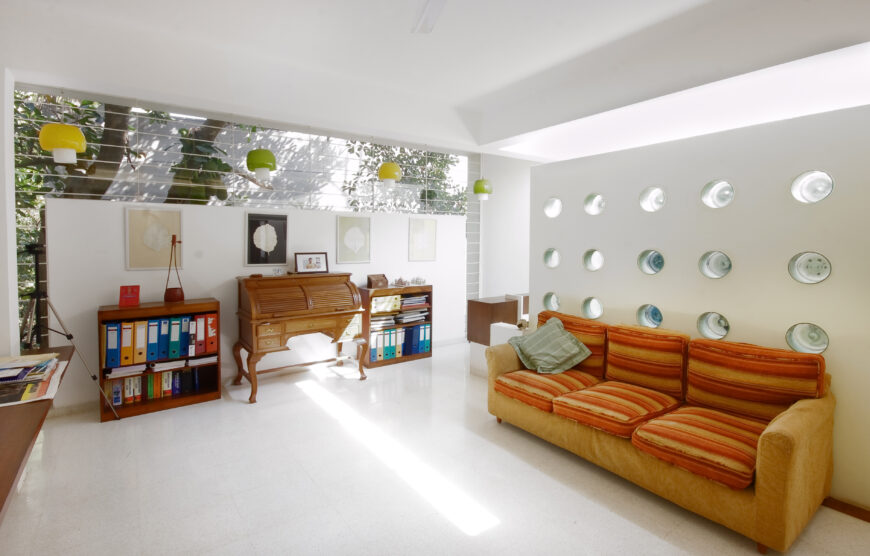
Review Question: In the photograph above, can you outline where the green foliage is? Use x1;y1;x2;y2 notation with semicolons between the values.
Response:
168;127;231;203
342;140;466;214
14;92;103;199
13;94;103;323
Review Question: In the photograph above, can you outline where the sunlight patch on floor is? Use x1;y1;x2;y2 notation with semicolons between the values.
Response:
297;379;500;536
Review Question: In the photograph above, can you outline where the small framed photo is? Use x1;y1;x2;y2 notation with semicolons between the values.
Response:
295;252;329;273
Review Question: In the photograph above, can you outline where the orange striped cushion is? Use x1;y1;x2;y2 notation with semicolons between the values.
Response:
632;406;768;489
687;339;826;421
494;370;599;412
538;311;608;378
553;381;680;437
605;325;689;399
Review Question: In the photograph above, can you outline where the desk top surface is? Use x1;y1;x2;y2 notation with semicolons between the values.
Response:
0;345;74;524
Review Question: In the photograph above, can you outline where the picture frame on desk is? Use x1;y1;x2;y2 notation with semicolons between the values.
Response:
245;212;287;266
295;252;328;273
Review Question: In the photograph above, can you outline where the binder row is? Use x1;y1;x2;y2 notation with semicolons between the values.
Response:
104;368;202;406
369;323;431;362
101;313;218;369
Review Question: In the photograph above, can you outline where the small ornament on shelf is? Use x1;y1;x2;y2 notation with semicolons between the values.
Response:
367;274;388;288
163;235;184;303
391;277;408;287
118;285;140;307
410;276;425;285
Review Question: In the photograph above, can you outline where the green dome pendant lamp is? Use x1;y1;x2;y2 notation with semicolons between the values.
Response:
247;149;277;183
473;178;492;201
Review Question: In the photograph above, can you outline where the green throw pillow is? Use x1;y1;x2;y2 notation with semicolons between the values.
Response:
508;317;591;374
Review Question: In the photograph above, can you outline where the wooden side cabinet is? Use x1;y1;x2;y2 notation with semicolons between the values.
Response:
467;296;525;345
360;285;432;368
97;298;221;422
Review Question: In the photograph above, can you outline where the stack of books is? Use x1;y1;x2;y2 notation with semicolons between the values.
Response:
102;354;220;406
0;354;59;404
370;314;396;330
396;294;429;324
401;295;428;309
395;309;428;324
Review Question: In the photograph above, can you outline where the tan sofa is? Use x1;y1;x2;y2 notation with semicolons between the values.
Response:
486;313;834;553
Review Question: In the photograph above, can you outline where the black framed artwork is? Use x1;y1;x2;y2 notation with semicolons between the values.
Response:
245;212;288;266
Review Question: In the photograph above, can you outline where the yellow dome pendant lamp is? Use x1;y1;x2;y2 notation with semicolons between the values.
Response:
38;123;86;164
378;161;402;187
246;149;277;183
473;178;492;201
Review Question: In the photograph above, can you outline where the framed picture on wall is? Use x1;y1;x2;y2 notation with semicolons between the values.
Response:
125;208;182;270
336;215;370;263
245;212;288;266
295;252;328;273
408;218;436;261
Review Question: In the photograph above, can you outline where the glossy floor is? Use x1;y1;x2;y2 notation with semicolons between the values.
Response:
1;343;868;555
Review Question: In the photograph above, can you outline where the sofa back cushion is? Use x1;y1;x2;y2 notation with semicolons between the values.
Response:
686;338;826;421
605;325;690;399
538;311;608;378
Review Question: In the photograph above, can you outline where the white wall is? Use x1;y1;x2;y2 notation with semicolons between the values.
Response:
45;199;466;410
479;154;534;297
0;2;474;154
530;104;870;508
0;68;17;355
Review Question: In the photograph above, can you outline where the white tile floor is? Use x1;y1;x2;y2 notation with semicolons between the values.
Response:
1;342;868;555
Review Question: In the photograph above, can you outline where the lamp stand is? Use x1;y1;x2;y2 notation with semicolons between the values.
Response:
43;297;119;420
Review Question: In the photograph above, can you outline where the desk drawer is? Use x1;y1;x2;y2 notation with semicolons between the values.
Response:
257;323;282;337
285;318;336;334
257;336;283;350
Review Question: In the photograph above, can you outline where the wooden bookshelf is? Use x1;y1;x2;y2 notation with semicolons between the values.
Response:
360;285;432;368
96;298;221;421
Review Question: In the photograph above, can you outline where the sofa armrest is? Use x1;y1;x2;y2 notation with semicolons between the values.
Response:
486;343;524;383
754;390;835;552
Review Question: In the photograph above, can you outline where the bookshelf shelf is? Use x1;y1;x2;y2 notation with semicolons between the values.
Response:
360;285;432;369
97;298;221;422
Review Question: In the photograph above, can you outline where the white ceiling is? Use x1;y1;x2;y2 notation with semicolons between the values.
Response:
3;0;870;158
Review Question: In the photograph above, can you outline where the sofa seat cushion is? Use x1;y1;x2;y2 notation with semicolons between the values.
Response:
606;325;690;399
632;406;769;489
494;370;600;412
537;311;608;379
552;381;681;437
687;339;826;421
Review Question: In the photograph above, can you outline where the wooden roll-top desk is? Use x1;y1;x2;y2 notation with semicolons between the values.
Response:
233;272;367;402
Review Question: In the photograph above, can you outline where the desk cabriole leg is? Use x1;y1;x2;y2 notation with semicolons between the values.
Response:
358;342;367;380
335;341;344;366
232;342;245;385
246;351;264;403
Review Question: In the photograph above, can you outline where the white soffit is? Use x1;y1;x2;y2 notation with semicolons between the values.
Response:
494;42;870;162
